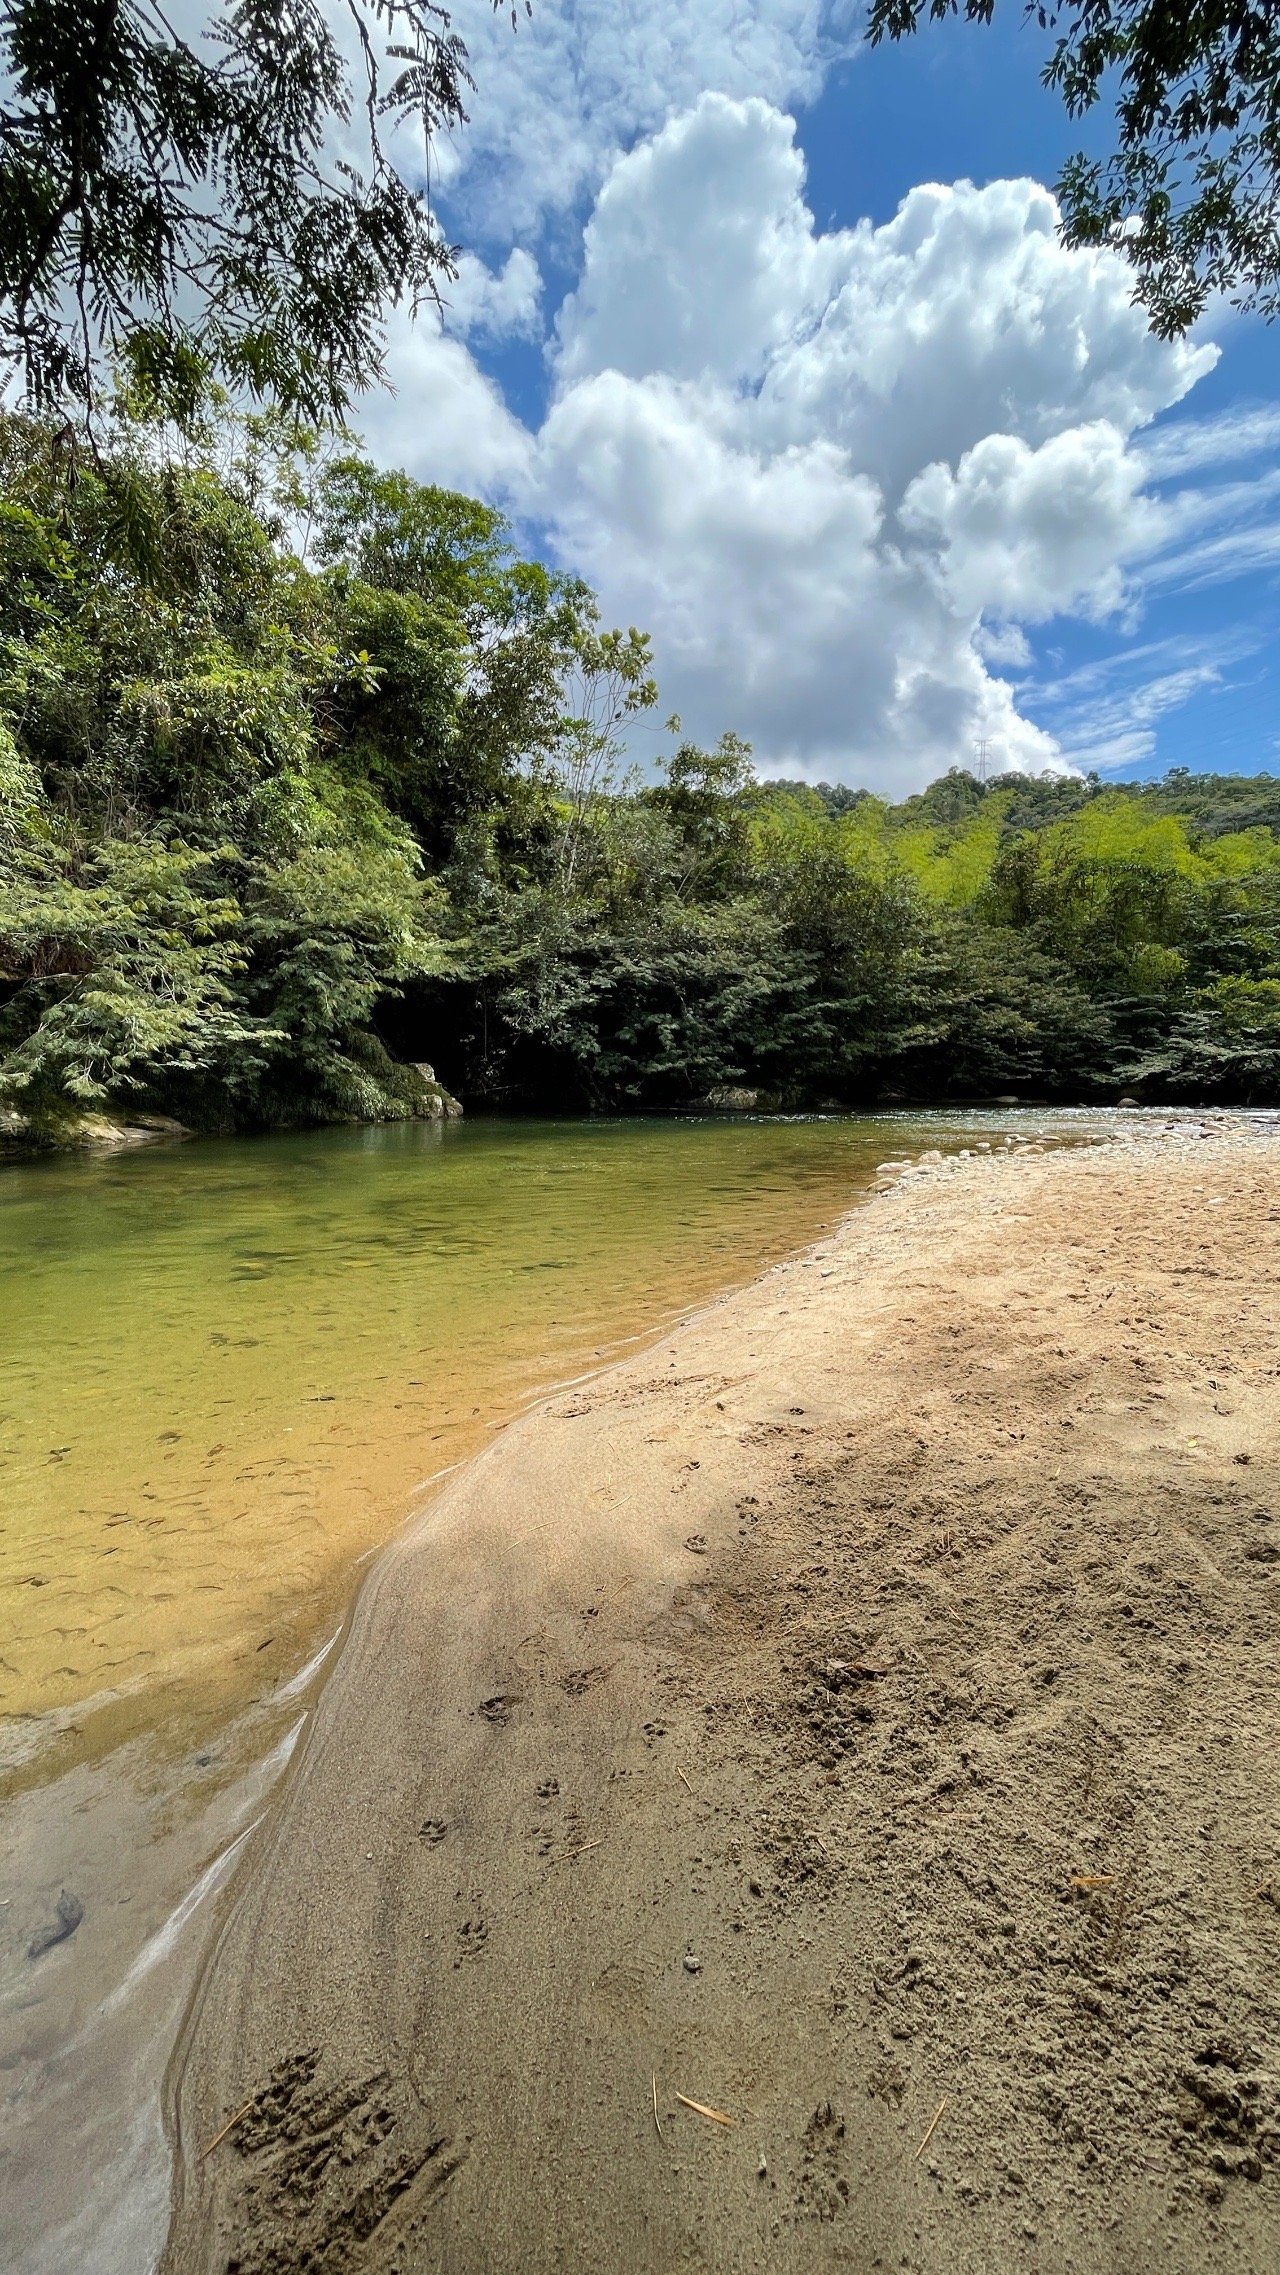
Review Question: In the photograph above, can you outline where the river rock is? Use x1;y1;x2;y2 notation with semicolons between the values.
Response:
410;1065;464;1119
2;1109;191;1155
703;1086;760;1110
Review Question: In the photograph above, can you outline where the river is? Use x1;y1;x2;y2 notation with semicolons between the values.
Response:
0;1108;1104;2272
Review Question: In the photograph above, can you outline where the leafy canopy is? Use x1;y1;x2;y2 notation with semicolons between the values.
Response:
0;398;635;1132
866;2;1280;335
0;0;508;421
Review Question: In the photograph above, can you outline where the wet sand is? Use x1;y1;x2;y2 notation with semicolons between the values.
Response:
163;1123;1280;2274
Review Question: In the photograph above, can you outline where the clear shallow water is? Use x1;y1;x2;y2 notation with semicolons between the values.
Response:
1;1110;975;1765
0;1106;1103;2274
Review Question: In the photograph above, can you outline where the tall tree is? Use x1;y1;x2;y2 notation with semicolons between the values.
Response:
866;2;1280;336
0;0;505;422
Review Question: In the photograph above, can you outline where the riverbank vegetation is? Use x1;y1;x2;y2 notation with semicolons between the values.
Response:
3;401;1280;1139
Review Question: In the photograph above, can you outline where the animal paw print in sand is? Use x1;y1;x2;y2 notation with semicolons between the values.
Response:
684;1533;708;1555
537;1806;586;1859
560;1663;613;1698
866;2058;907;2107
797;2101;850;2223
477;1692;519;1726
418;1818;448;1845
454;1915;489;1964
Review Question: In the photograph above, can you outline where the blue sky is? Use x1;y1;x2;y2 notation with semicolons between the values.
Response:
359;1;1279;792
800;17;1280;783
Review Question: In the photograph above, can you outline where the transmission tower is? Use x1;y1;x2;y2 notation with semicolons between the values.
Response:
973;738;991;784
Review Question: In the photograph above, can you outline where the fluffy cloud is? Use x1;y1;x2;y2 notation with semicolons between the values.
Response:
900;423;1160;623
535;366;1062;787
557;102;1210;491
442;0;856;234
753;177;1210;498
360;311;533;497
555;96;840;386
529;95;1211;783
443;249;543;342
364;89;1232;788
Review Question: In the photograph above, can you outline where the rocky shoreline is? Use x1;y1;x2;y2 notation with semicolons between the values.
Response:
0;1068;463;1159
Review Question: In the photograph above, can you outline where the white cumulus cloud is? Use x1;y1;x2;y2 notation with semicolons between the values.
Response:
443;249;543;342
530;96;1211;785
362;90;1237;790
900;423;1160;624
555;95;842;386
442;0;858;235
361;311;533;497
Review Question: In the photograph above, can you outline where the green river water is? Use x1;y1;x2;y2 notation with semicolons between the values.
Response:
0;1111;975;1763
2;1101;1041;1756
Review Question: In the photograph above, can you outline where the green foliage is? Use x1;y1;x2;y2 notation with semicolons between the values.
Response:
0;832;265;1123
0;404;558;1130
0;1;499;422
865;2;1280;336
5;401;1280;1135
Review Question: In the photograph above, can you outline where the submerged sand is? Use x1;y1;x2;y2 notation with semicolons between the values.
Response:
163;1124;1280;2274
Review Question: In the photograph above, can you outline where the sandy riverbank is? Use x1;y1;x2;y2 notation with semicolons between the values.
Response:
163;1121;1280;2275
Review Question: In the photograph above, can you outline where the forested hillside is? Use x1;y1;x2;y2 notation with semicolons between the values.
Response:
3;404;1280;1139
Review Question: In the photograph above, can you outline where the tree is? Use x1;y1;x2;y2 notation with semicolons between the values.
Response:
0;0;505;422
551;621;657;891
866;2;1280;335
641;728;754;902
310;448;630;861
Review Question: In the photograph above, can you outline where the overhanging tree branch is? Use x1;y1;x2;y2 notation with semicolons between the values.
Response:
0;0;508;422
865;2;1280;336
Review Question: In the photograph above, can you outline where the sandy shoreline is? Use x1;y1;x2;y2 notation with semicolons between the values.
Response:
163;1123;1280;2273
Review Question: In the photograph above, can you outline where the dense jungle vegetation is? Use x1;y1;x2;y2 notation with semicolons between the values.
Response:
3;403;1280;1139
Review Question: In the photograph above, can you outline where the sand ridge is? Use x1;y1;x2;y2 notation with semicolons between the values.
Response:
162;1125;1280;2273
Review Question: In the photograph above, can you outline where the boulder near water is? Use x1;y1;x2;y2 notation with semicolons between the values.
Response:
702;1085;761;1110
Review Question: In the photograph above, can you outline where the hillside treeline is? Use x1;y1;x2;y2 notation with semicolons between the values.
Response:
3;405;1280;1136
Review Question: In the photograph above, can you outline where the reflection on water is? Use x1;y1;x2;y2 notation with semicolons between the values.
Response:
0;1106;1107;2273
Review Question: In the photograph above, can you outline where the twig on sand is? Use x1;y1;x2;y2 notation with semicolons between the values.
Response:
652;2074;664;2139
554;1838;605;1863
1070;1874;1114;1889
914;2097;947;2161
677;1768;705;1801
675;2091;734;2127
200;2097;254;2159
